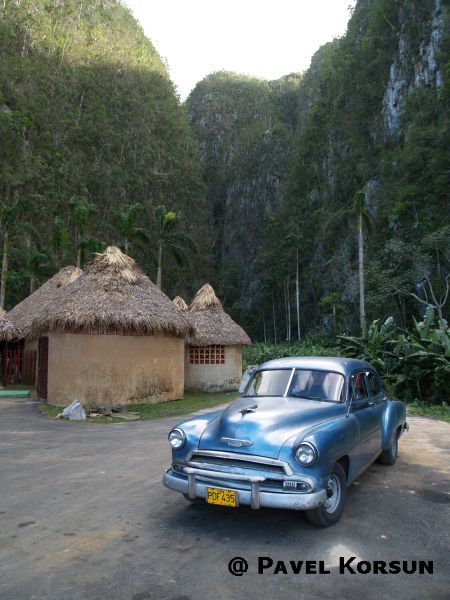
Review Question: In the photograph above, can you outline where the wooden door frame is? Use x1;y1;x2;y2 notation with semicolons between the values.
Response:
38;337;49;400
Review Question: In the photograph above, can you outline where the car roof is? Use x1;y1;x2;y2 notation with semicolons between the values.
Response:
257;356;374;377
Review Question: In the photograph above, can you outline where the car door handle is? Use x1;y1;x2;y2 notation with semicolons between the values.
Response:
368;400;374;406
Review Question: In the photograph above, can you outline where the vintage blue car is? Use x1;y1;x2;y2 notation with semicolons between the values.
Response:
163;357;408;526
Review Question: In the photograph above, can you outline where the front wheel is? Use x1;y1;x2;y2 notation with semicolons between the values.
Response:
305;462;347;527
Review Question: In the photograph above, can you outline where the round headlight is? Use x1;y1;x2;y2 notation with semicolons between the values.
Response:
295;442;317;466
168;428;186;449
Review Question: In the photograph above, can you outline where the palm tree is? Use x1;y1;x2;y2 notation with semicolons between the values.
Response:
353;190;373;337
69;195;98;268
21;224;50;294
27;251;50;294
114;204;149;254
52;216;70;263
326;190;373;336
0;198;22;309
154;205;197;290
282;230;303;340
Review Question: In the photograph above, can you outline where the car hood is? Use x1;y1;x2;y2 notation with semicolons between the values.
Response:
198;396;346;458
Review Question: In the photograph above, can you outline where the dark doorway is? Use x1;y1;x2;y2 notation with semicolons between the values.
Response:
38;337;49;400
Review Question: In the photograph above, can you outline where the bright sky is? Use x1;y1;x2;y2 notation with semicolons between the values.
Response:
125;0;356;100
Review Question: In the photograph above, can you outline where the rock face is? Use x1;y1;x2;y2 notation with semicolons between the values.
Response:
187;0;448;336
186;72;302;310
383;0;444;135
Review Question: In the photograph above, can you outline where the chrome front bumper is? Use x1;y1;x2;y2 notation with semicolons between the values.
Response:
163;467;327;511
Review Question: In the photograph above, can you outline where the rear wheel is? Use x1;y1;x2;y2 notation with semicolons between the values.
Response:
305;462;347;527
379;432;398;465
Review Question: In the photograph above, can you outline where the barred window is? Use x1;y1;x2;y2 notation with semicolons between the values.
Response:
190;345;225;365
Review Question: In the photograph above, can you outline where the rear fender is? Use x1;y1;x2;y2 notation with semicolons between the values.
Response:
382;401;406;449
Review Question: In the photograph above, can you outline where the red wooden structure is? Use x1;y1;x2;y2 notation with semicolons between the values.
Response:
1;342;37;386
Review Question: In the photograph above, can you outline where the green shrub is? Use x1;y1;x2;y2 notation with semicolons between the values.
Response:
243;339;339;369
248;311;450;405
338;308;450;404
394;307;450;404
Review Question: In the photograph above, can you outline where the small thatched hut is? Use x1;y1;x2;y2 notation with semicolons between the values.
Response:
5;266;82;386
181;284;251;393
0;309;21;387
7;266;83;341
0;309;20;387
172;296;188;311
0;308;20;342
30;246;190;406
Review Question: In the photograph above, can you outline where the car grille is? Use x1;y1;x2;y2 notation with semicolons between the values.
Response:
187;451;288;479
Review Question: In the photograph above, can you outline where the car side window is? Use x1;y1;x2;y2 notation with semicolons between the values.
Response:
350;372;368;401
367;371;382;397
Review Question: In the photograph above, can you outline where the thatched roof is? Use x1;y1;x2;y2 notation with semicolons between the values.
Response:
187;284;251;346
172;296;188;310
30;246;191;338
7;266;83;338
0;308;21;341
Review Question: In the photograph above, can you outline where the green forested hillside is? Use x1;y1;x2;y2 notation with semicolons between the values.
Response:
1;0;449;343
187;0;450;339
0;0;211;307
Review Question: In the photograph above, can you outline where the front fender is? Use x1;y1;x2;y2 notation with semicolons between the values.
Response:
278;415;358;490
170;410;222;461
382;400;406;449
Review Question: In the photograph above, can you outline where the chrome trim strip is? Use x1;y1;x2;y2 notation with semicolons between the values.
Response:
188;450;293;475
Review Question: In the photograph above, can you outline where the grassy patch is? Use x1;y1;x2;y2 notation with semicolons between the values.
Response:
407;401;450;423
39;391;237;423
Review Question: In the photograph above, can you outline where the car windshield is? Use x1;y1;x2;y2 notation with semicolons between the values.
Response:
245;368;344;402
288;369;344;402
244;369;293;397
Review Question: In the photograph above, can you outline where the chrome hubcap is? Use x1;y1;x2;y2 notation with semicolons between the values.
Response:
324;474;341;514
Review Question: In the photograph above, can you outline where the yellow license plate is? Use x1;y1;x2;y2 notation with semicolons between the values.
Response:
207;487;237;507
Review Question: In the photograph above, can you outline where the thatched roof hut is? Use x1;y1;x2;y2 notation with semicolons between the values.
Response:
30;247;189;406
0;308;21;341
31;247;191;338
172;296;188;310
182;284;250;393
7;266;82;339
187;284;251;347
